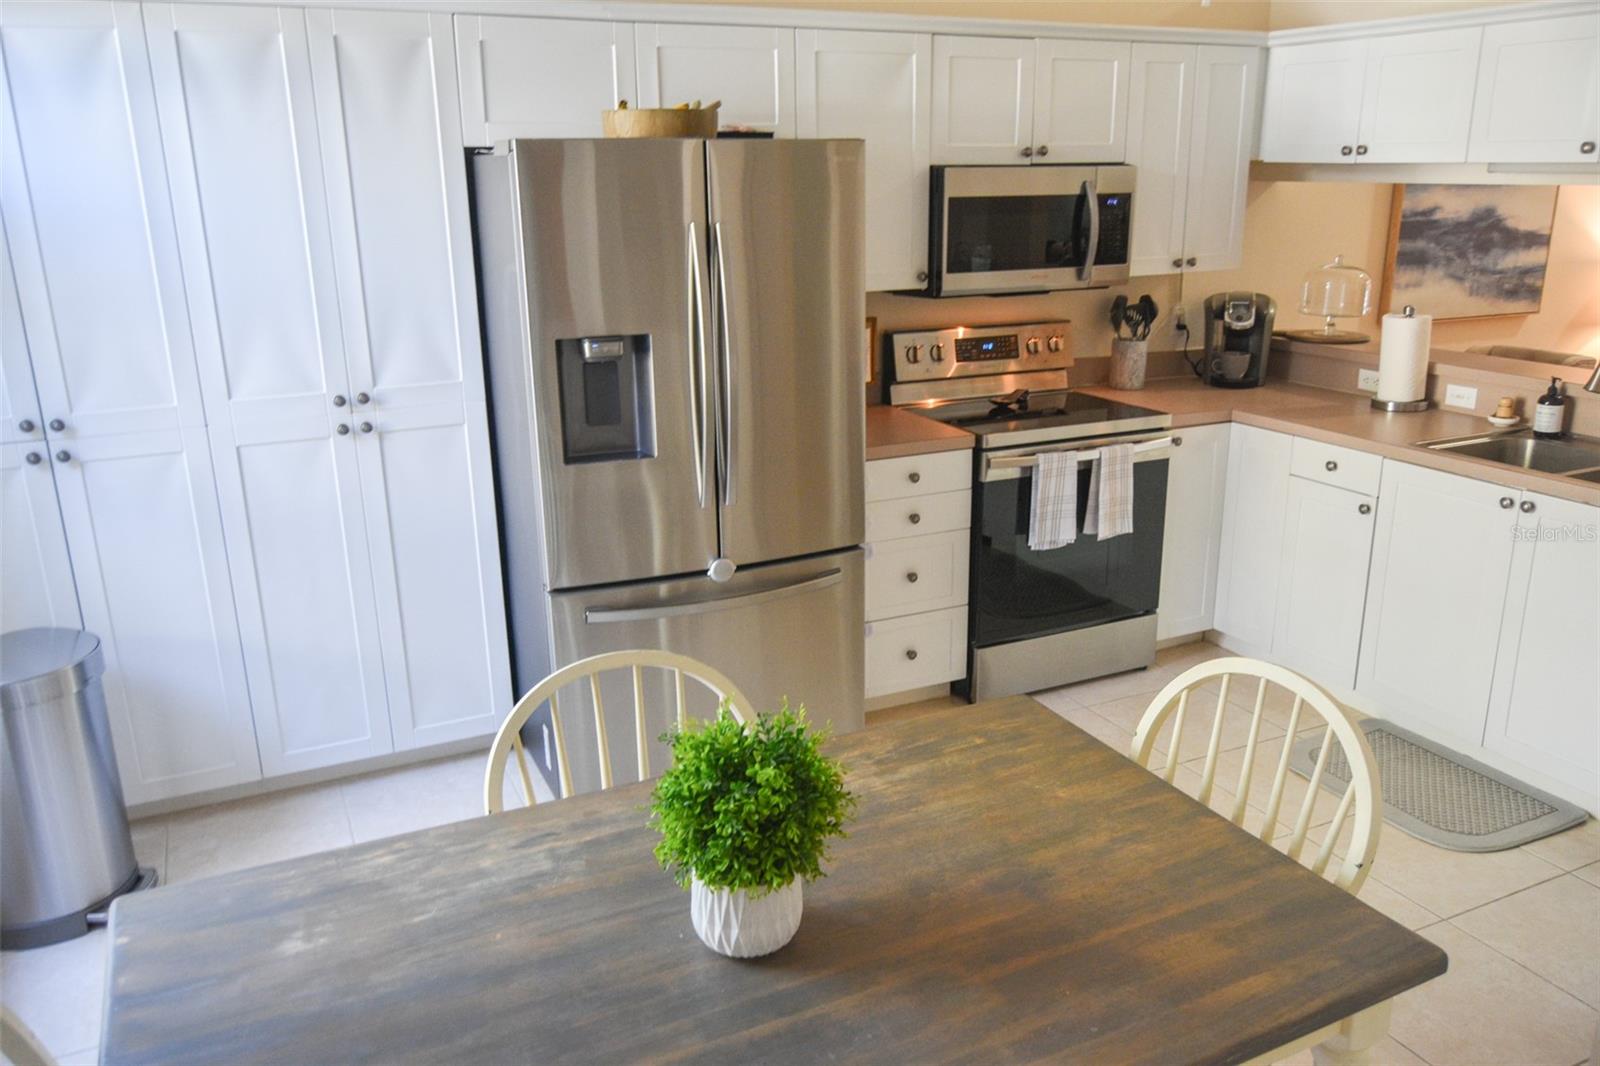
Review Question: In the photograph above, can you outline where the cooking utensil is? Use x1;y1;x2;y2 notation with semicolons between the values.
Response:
1109;295;1128;339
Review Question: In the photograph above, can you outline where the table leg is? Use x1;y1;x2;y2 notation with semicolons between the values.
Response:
1311;1000;1392;1066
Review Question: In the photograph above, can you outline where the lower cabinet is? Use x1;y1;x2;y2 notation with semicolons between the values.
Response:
1483;491;1599;797
1213;424;1292;652
865;606;967;699
1156;422;1229;640
1271;476;1376;688
1;442;81;633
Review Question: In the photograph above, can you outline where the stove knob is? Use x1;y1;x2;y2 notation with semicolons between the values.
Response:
904;343;921;364
929;342;944;362
1046;335;1064;353
1025;337;1042;355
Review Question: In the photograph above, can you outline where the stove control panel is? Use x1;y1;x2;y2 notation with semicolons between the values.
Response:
888;321;1072;384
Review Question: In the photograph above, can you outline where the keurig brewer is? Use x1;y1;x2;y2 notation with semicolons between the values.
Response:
1202;292;1275;388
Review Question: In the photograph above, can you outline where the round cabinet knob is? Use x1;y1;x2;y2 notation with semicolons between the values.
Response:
1046;335;1063;353
916;270;929;283
1355;144;1369;156
1026;338;1042;355
1185;257;1197;268
1340;145;1354;156
1020;146;1034;158
908;512;922;525
1325;459;1338;472
1581;141;1595;154
17;419;35;434
905;648;919;661
908;471;921;484
904;344;921;364
1036;145;1049;157
905;571;919;584
336;423;351;436
24;451;41;465
1172;257;1184;269
333;394;348;407
48;418;65;432
1172;436;1183;447
1500;496;1515;509
1519;499;1536;514
1358;503;1372;515
930;343;944;362
359;422;374;434
54;450;71;463
355;392;370;406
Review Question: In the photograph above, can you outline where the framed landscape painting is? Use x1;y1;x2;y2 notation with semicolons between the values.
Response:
1380;184;1559;321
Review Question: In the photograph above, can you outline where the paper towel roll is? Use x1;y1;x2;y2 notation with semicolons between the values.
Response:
1378;307;1431;404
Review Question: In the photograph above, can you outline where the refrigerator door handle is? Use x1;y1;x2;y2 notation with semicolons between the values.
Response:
713;221;735;508
583;569;843;624
687;220;708;508
1078;178;1099;283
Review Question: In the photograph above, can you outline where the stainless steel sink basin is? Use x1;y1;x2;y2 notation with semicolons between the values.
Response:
1420;429;1600;476
1570;468;1600;484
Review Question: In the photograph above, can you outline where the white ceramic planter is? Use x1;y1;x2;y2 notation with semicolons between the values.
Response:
690;877;803;958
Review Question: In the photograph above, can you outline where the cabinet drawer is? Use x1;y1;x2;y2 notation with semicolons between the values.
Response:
865;606;967;697
866;450;971;502
1290;436;1382;495
866;489;970;542
865;528;969;621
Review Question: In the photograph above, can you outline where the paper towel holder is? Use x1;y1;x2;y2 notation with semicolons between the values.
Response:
1370;305;1433;413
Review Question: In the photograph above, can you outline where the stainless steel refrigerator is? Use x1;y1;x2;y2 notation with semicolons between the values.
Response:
472;138;866;795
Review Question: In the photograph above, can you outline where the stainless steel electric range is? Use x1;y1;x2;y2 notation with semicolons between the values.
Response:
888;321;1174;702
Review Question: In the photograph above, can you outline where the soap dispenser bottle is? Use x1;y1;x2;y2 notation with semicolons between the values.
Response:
1532;377;1568;439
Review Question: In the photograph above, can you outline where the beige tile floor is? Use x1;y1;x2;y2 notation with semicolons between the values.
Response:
3;640;1596;1065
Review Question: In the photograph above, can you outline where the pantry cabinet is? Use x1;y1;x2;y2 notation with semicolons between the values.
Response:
1156;423;1229;641
637;24;795;136
1271;476;1376;688
1484;492;1599;798
1;444;79;634
454;15;637;145
797;28;931;292
1468;12;1600;163
1213;425;1292;655
1356;461;1518;751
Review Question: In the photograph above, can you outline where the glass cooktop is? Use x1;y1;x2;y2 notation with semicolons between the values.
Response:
920;389;1170;449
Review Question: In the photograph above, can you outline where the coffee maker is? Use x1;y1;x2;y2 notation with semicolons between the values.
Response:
1202;292;1275;388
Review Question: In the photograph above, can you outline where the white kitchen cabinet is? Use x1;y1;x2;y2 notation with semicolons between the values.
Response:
1127;44;1260;276
637;23;794;136
1356;461;1518;751
1033;39;1129;163
1468;12;1600;164
797;28;931;292
931;35;1035;164
1;444;79;634
1;241;42;446
1272;477;1376;688
0;0;205;439
52;429;262;805
1157;423;1229;641
1260;28;1480;164
454;15;637;145
866;606;967;699
1484;492;1599;798
1213;424;1292;654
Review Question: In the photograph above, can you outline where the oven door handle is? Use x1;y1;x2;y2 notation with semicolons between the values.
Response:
1078;179;1099;283
981;435;1172;483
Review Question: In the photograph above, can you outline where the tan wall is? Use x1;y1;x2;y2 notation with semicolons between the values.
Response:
627;0;1272;31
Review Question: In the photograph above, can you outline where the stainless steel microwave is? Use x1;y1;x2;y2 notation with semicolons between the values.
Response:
923;164;1135;297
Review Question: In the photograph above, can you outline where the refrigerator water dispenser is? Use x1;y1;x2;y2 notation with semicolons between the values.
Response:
556;335;655;462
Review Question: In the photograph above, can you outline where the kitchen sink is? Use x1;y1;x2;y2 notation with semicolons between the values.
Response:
1420;429;1600;476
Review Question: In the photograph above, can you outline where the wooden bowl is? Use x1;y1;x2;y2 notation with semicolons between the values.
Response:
602;106;719;139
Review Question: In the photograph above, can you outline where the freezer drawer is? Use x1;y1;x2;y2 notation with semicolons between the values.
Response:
546;549;864;796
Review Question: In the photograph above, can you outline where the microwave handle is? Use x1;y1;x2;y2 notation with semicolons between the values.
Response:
1078;179;1099;283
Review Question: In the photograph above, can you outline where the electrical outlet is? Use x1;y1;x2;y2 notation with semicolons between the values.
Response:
1444;384;1479;410
1174;305;1188;332
1357;368;1380;392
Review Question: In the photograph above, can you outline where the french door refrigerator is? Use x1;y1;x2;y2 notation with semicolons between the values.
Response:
472;138;866;795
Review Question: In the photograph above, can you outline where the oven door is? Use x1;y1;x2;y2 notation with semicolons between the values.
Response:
969;434;1169;649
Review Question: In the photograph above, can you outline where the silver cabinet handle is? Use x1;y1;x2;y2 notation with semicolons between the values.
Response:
336;423;350;436
1172;257;1183;269
908;471;921;484
1020;146;1033;158
1037;145;1049;157
24;451;41;465
54;450;70;463
905;648;919;661
48;418;65;432
18;419;35;434
687;220;708;509
1520;499;1536;514
584;569;842;623
332;394;347;407
1358;503;1372;515
1580;141;1594;154
355;392;370;405
908;512;922;525
1185;257;1197;268
713;221;735;508
1355;144;1369;156
1079;178;1099;283
906;571;919;584
1340;145;1354;156
1172;436;1183;447
915;270;929;283
1325;459;1338;472
359;422;373;434
1500;496;1514;509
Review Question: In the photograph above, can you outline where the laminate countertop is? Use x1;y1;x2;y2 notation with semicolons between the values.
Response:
1077;377;1600;507
865;403;973;461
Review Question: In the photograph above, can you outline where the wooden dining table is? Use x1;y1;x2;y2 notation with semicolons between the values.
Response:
101;696;1446;1065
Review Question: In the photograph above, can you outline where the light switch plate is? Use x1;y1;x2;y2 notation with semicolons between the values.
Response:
1357;368;1380;392
1444;384;1478;410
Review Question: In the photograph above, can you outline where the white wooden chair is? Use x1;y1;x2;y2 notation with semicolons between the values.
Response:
1131;656;1382;894
483;649;755;814
0;1008;54;1066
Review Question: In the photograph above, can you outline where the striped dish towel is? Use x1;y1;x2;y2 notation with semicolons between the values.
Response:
1082;443;1135;540
1028;450;1080;550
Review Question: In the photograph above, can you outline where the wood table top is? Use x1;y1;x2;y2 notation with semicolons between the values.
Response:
102;696;1446;1065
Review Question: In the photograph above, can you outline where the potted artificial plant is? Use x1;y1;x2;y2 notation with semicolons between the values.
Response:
650;701;855;958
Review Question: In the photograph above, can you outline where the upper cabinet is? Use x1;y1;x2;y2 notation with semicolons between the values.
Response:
637;24;795;137
456;15;637;145
931;35;1130;165
797;29;932;292
1127;44;1260;276
1260;27;1480;164
1468;11;1599;163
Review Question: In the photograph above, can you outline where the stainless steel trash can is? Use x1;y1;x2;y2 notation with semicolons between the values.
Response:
1;628;144;949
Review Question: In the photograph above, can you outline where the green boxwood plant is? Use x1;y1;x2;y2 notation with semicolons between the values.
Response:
650;700;856;895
